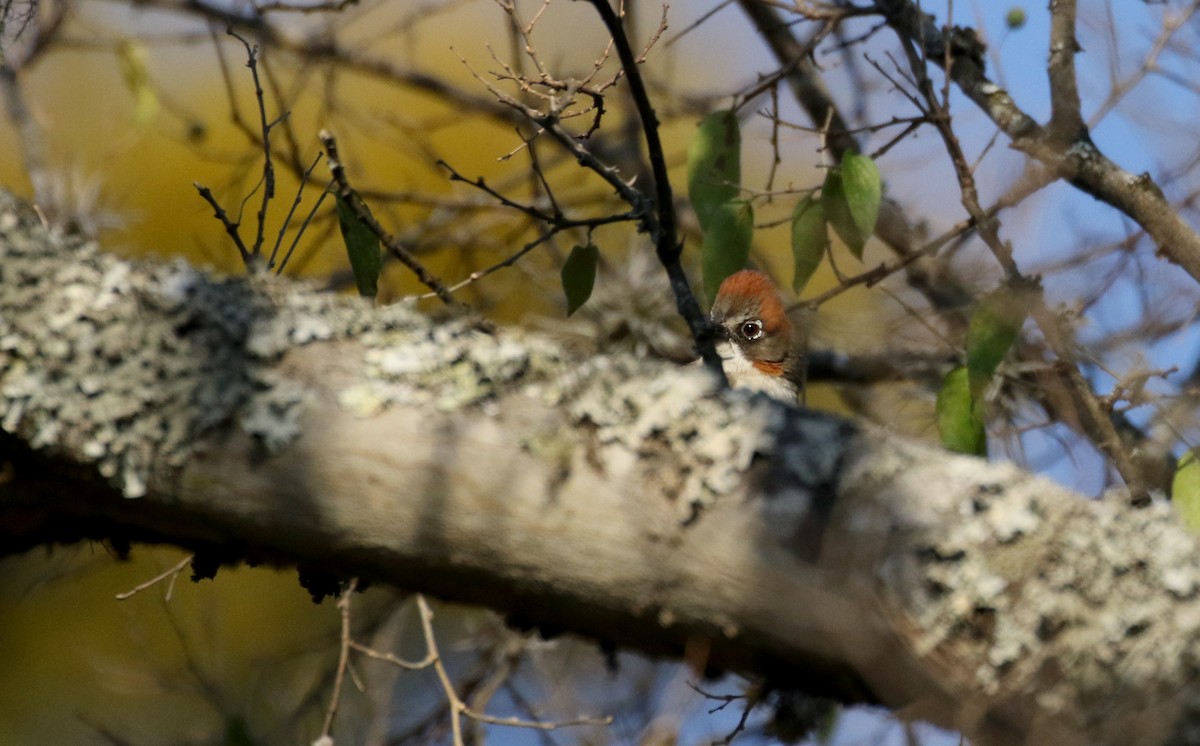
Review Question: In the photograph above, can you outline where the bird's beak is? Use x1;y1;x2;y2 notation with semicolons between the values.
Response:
708;318;730;341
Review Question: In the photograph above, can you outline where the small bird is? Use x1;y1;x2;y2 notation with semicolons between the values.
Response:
709;269;805;403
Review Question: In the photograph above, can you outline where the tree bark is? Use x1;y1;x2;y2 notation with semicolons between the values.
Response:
1;190;1198;745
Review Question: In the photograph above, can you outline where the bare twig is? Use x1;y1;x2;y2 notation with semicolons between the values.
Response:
414;595;611;746
225;29;278;261
268;152;324;271
319;129;463;307
878;0;1200;286
582;0;726;382
194;182;252;264
251;0;360;14
802;212;980;307
318;578;357;741
348;639;435;670
115;553;195;601
891;25;1151;503
888;15;1018;279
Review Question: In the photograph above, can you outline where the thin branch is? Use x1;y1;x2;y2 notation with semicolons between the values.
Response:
889;18;1018;278
415;596;611;746
194;182;252;264
348;640;435;671
1087;4;1199;129
251;0;360;13
268;152;324;271
737;0;858;161
582;0;727;383
892;26;1151;504
805;348;954;386
319;578;358;740
319;129;463;307
115;553;195;601
226;29;277;261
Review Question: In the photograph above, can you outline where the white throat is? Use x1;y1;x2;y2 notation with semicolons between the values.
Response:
715;339;797;403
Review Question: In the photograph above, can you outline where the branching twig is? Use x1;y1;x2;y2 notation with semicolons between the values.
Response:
318;578;358;741
268;152;324;271
435;157;638;295
350;595;610;745
413;596;611;745
892;24;1151;503
453;5;725;375
194;183;252;264
582;0;726;382
319;129;463;307
226;29;278;261
115;553;194;601
877;0;1200;286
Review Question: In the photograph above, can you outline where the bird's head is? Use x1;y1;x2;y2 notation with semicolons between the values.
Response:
709;269;803;400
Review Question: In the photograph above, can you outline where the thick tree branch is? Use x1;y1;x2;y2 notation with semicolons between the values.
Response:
2;191;1200;745
1046;0;1085;142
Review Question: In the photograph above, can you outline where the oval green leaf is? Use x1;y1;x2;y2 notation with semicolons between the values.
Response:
334;190;382;301
1173;450;1200;533
937;366;987;456
688;110;741;232
561;243;600;316
967;286;1028;399
790;195;827;294
822;152;880;259
702;200;754;302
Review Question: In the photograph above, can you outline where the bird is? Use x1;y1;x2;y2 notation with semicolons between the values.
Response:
708;269;806;403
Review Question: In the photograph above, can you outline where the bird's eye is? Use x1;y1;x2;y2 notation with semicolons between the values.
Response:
740;320;764;340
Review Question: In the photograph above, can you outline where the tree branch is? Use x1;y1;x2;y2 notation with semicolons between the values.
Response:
878;0;1200;286
1046;0;1085;142
3;189;1200;744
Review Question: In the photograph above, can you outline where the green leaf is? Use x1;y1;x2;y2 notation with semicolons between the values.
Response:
822;152;880;259
702;200;754;302
966;286;1028;399
937;366;986;456
334;190;382;301
790;195;827;294
561;243;600;316
1006;8;1027;29
1173;450;1200;533
688;110;741;231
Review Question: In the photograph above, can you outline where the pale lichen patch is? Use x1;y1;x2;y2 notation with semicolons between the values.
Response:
887;452;1200;721
555;355;782;519
350;319;568;412
239;373;310;454
0;186;781;517
346;316;774;519
0;191;415;497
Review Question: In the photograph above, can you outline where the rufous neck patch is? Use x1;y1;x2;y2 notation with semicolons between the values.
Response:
751;359;784;376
